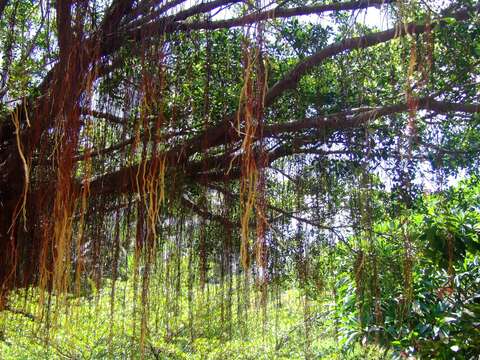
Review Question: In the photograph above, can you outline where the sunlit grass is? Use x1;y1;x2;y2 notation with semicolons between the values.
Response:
0;282;388;359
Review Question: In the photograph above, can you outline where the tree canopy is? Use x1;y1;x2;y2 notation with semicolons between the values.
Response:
0;0;479;358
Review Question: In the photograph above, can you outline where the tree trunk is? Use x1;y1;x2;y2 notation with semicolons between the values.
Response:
0;145;26;305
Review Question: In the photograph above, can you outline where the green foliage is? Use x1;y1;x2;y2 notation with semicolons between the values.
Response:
0;285;388;359
332;177;480;359
1;0;479;358
391;256;480;359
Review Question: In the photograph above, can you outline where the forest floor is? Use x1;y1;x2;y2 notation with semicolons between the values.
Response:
0;285;390;359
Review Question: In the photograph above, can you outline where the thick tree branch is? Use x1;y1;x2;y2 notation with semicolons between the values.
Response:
172;5;480;159
265;5;479;105
264;98;480;137
125;0;242;31
83;97;480;197
104;0;394;56
162;0;394;32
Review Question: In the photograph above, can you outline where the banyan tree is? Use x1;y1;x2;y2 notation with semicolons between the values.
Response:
0;0;479;355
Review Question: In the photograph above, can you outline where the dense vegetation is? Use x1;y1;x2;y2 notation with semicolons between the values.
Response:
1;178;479;358
0;0;479;358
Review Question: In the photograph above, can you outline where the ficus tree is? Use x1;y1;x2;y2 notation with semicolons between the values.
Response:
0;0;478;349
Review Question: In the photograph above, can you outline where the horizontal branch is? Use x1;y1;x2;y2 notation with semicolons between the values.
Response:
164;0;394;32
265;5;479;105
105;0;394;56
263;97;480;137
124;0;242;31
172;5;480;158
84;97;480;196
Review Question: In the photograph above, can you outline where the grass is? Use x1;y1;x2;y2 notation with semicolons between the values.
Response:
0;281;390;359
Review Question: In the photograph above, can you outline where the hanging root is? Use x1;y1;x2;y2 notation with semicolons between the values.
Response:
238;37;256;271
402;224;413;319
239;20;268;273
10;106;30;231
